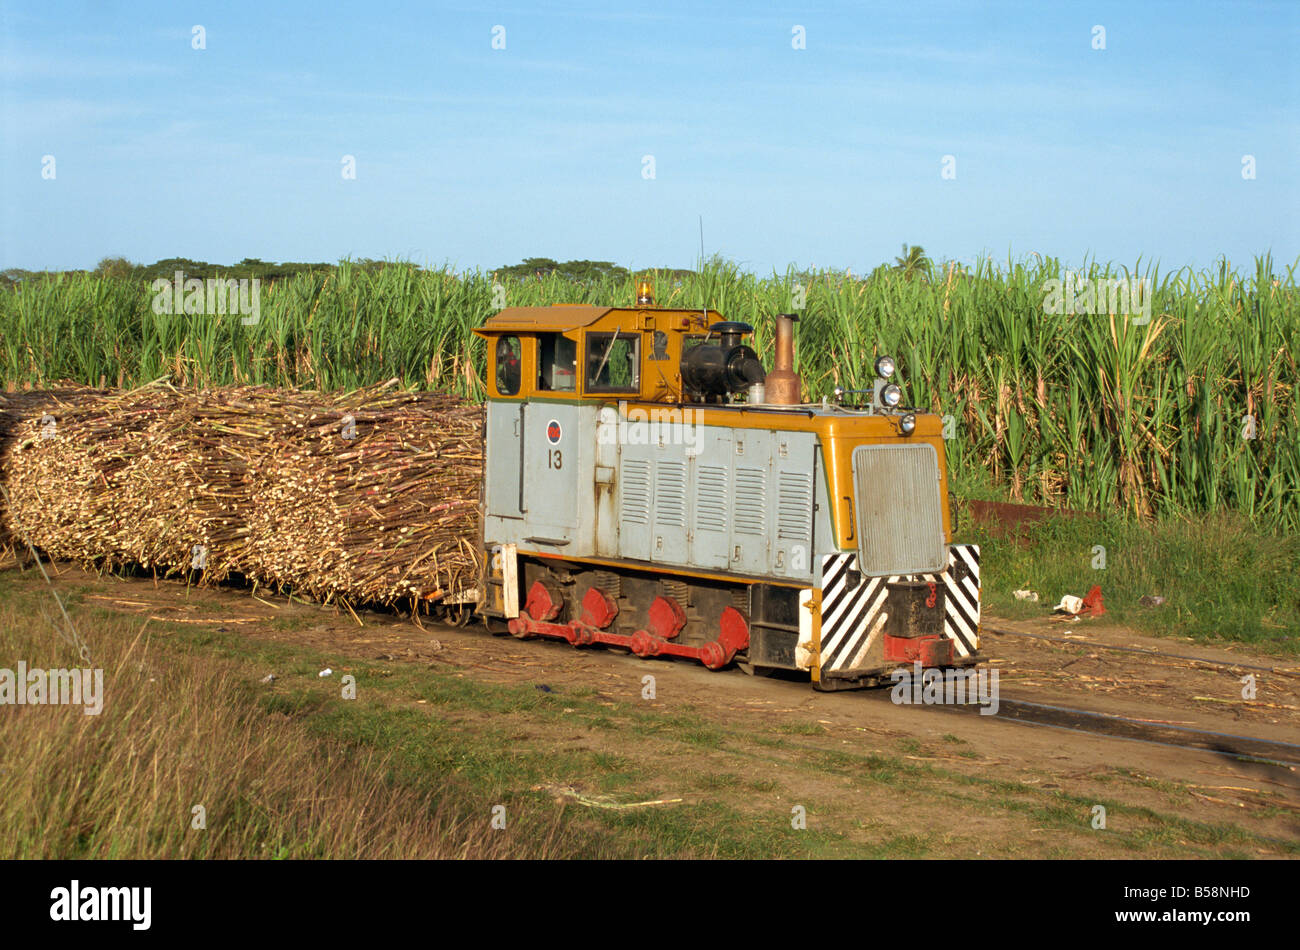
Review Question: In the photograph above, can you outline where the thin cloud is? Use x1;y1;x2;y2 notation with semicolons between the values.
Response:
0;52;175;80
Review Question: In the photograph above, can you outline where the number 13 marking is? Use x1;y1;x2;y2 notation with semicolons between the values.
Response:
547;449;563;469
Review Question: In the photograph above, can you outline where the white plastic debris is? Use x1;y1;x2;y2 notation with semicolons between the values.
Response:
1053;595;1084;615
1013;589;1039;602
261;673;277;683
318;668;333;678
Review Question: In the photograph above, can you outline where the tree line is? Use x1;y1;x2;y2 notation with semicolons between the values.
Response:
2;247;937;289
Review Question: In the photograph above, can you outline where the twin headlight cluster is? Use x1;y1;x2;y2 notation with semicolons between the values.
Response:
873;356;916;435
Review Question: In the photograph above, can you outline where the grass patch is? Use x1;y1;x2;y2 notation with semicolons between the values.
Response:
961;509;1300;652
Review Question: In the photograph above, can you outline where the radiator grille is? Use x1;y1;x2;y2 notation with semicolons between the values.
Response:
851;444;945;576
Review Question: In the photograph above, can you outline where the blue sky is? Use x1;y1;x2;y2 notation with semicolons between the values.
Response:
2;0;1296;274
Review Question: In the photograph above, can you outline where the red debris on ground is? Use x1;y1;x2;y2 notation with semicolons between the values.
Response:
1078;585;1106;617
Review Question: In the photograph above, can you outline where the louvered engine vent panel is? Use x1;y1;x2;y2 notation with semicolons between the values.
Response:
733;466;767;536
777;470;813;542
695;464;729;531
621;458;651;525
654;460;688;528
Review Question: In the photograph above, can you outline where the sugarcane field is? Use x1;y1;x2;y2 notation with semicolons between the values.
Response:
1;0;1296;934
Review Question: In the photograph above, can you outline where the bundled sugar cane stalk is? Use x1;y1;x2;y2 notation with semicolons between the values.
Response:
0;380;485;611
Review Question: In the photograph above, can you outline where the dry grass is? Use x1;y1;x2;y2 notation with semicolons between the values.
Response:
0;599;564;859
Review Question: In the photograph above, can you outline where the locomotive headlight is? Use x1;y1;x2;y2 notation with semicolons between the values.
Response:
881;383;902;407
899;412;917;435
874;355;896;379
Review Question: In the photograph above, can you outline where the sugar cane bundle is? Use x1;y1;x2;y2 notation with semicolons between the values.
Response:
0;381;485;608
0;387;183;569
241;388;485;603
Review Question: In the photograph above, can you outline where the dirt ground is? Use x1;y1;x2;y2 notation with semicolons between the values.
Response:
7;559;1299;857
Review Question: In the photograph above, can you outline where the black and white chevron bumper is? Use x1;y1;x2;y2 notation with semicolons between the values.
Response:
818;544;981;674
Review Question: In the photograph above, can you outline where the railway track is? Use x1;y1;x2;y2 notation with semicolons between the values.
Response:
989;698;1300;766
13;553;1300;768
487;623;1300;769
464;615;1300;767
941;625;1300;764
863;689;1300;768
983;623;1299;676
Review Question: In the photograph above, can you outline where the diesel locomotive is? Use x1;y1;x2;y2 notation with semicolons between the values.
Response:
465;285;982;690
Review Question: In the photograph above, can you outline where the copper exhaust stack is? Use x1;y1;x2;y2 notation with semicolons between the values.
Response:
765;313;801;405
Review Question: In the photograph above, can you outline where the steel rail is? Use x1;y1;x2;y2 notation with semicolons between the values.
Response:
868;689;1300;767
982;623;1294;675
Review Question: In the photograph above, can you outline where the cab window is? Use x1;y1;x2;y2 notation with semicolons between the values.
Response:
538;333;577;391
585;331;640;393
494;335;522;396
